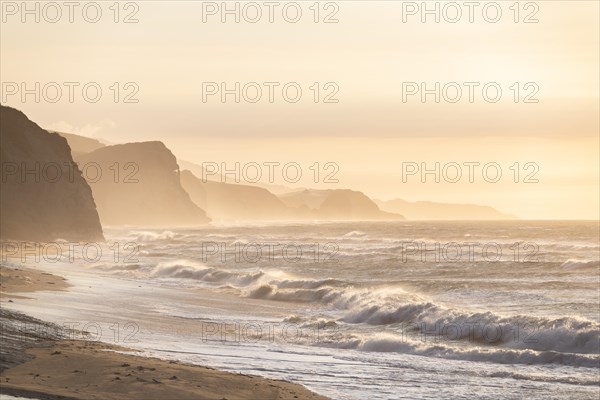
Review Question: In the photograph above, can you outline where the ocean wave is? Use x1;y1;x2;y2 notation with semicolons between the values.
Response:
150;260;264;287
340;302;600;355
486;370;599;386
239;272;600;356
343;231;367;237
146;260;600;354
93;263;144;272
94;257;600;359
318;332;600;368
560;259;600;270
129;230;177;242
276;278;345;289
247;284;348;303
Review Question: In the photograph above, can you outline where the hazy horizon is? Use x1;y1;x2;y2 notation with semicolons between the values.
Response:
2;1;598;217
44;128;600;220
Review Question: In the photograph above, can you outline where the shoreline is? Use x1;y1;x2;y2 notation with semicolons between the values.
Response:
0;264;329;400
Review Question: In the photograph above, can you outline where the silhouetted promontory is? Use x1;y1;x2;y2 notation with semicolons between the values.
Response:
75;142;210;226
180;169;292;221
0;105;104;241
280;189;405;221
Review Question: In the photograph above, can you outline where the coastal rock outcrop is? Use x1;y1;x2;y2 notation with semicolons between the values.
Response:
0;105;104;241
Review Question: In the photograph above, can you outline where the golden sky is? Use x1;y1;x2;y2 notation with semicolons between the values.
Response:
1;1;598;219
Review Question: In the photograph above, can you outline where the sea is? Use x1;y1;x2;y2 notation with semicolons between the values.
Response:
3;220;599;399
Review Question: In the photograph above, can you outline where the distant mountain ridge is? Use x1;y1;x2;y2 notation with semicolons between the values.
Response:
0;105;104;241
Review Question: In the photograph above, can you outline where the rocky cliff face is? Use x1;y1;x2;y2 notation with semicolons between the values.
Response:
0;105;104;241
180;170;292;221
279;189;404;221
75;142;210;226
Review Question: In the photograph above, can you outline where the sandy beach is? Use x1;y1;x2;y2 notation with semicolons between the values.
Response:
1;264;69;297
0;265;329;400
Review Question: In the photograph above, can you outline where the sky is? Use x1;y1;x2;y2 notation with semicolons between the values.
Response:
1;0;598;219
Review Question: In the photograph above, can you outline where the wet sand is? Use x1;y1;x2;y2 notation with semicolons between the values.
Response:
0;264;329;400
1;264;69;297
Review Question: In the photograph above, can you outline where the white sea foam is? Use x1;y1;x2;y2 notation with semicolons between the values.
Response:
560;259;600;270
319;331;600;368
100;256;600;360
90;221;600;383
129;230;177;242
343;231;367;237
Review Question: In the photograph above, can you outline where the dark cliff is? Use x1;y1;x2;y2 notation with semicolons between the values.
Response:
0;105;104;241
